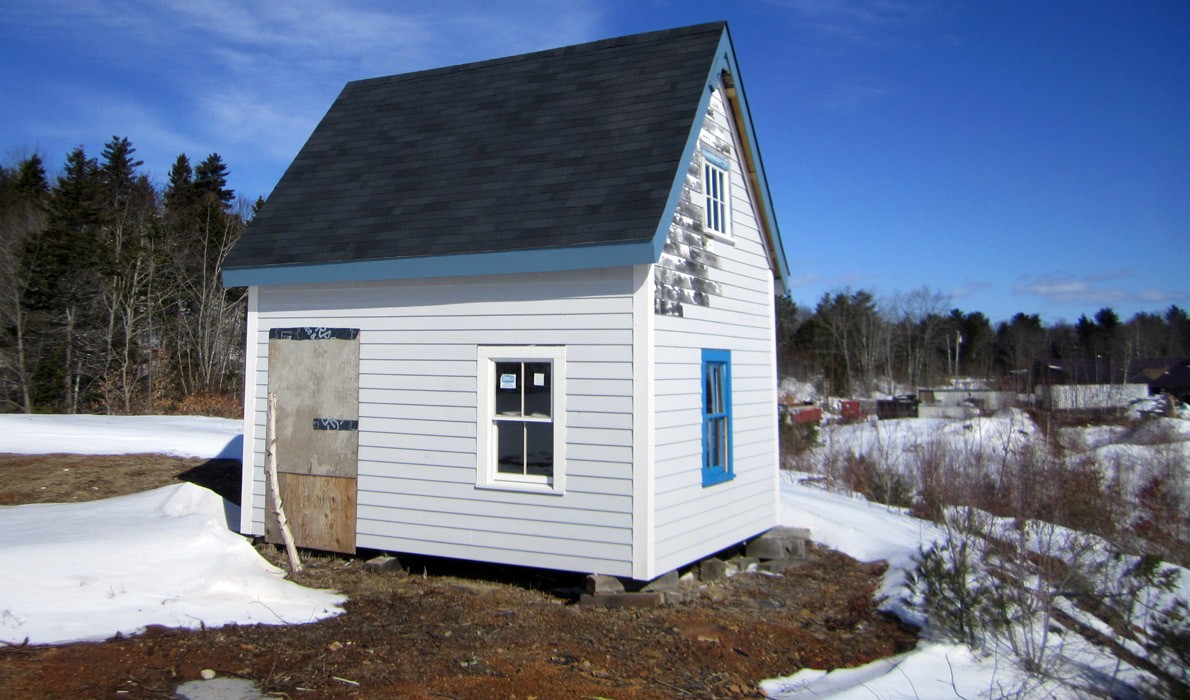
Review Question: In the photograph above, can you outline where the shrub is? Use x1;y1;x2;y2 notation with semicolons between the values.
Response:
778;418;819;471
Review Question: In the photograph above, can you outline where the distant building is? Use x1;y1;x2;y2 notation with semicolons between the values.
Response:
1032;358;1148;411
1149;360;1190;403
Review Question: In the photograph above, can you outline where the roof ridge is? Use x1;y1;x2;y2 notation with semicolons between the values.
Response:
348;21;726;88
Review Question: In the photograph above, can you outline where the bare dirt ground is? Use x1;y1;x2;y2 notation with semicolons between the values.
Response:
0;454;918;699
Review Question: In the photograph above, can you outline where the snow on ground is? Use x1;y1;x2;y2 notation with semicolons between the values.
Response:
0;414;242;459
769;474;1029;698
817;408;1037;475
770;408;1190;699
0;482;344;645
2;413;1185;697
778;475;937;625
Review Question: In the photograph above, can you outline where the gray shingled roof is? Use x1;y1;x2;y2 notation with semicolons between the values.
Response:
225;22;728;271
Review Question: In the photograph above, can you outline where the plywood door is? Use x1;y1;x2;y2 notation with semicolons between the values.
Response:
265;327;360;554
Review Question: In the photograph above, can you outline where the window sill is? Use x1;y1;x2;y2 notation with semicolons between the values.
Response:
701;471;735;488
475;481;565;496
703;228;735;245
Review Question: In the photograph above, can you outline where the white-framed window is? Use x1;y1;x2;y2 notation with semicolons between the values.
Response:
703;155;730;237
476;346;566;493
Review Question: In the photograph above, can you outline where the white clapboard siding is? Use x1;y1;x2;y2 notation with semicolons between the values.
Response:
245;266;639;577
650;78;780;574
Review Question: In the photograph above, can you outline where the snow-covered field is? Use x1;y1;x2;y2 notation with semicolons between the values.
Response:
0;412;1186;698
773;407;1190;698
0;415;343;647
0;413;242;459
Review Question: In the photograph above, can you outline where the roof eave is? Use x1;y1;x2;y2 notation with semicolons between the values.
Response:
648;26;789;284
222;239;658;288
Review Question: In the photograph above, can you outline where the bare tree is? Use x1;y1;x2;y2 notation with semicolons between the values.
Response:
888;286;951;389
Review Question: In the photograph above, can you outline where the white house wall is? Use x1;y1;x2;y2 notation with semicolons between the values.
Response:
243;267;639;576
651;79;780;575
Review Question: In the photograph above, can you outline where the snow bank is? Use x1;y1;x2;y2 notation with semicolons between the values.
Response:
778;474;940;625
762;643;1000;699
0;414;242;459
0;483;343;645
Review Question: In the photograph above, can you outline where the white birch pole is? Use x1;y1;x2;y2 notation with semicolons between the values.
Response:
266;391;303;573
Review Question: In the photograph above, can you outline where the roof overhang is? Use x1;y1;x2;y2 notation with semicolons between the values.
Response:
223;23;790;289
652;25;790;285
222;238;658;287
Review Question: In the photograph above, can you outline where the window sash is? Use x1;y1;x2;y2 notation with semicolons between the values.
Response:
701;349;733;486
703;161;728;235
476;346;565;492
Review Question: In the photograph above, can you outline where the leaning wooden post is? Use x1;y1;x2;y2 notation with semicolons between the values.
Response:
266;392;303;573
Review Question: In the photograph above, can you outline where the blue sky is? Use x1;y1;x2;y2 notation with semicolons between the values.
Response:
1;1;1186;324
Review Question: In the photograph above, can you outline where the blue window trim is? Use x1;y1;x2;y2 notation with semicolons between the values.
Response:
701;348;733;487
702;149;731;171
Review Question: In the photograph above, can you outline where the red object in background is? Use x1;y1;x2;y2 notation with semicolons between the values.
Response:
790;406;821;424
840;400;861;421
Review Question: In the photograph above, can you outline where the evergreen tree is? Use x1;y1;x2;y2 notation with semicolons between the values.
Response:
99;136;143;204
194;153;234;208
95;137;159;412
23;147;105;410
14;154;49;203
1165;306;1190;356
165;154;196;214
0;155;50;412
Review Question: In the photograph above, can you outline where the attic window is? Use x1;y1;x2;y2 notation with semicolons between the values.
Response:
703;156;730;237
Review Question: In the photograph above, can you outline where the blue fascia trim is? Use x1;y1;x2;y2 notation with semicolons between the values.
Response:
647;53;722;263
701;26;791;283
701;348;734;488
222;239;658;287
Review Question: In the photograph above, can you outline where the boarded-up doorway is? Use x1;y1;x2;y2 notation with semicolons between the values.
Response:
266;327;360;554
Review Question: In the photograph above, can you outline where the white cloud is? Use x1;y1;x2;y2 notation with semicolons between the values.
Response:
1013;272;1186;309
5;0;605;197
766;0;926;47
821;82;893;112
949;281;991;300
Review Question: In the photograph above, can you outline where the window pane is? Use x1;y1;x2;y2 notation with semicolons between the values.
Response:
523;362;551;417
714;417;728;468
495;361;522;416
524;422;553;477
706;362;725;414
496;421;524;474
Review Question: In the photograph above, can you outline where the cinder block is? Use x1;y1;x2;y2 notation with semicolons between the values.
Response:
767;526;812;540
579;592;664;608
746;538;787;561
700;558;729;582
758;558;798;573
585;574;625;595
364;555;403;574
641;570;679;592
661;589;694;606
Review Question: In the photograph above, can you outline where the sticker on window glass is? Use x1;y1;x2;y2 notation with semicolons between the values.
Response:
533;372;545;387
500;373;517;390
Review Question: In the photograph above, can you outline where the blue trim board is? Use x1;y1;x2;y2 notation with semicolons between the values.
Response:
223;239;657;287
647;52;722;264
701;348;734;487
709;26;791;282
701;149;731;171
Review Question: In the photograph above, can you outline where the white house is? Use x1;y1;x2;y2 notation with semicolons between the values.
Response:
223;22;791;582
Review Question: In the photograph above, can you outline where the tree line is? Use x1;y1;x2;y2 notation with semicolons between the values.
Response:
778;287;1190;397
5;137;1189;413
0;138;250;414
